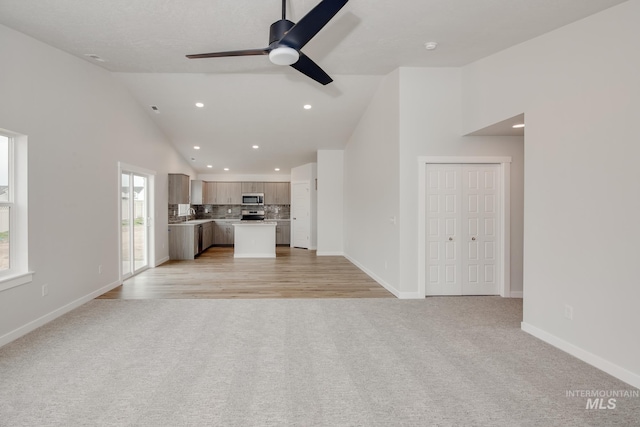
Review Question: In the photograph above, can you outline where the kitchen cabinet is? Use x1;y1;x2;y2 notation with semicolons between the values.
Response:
214;221;235;245
241;182;264;193
264;182;290;205
168;174;190;204
191;180;204;205
169;224;196;260
214;182;242;205
193;180;217;205
203;221;214;249
204;182;217;204
276;221;290;245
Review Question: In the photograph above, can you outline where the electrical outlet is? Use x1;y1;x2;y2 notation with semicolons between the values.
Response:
98;265;102;274
42;284;48;297
564;304;573;320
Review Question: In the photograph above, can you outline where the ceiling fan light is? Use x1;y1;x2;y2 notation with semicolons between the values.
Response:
269;47;299;66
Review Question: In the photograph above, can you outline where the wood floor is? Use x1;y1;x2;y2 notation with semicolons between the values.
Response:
98;246;395;299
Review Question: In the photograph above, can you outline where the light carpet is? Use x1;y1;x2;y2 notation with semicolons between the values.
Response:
0;297;638;426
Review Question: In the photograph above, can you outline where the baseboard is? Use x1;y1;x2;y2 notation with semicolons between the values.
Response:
510;291;523;298
398;291;425;299
154;256;170;267
521;322;640;389
344;254;399;297
316;251;344;256
0;279;121;349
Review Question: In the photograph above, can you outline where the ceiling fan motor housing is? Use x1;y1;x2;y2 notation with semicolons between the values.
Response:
269;20;296;46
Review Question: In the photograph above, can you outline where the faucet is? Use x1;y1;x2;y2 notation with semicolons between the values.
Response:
189;207;196;218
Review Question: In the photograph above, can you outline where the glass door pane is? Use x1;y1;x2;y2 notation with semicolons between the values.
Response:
121;173;132;278
132;174;148;273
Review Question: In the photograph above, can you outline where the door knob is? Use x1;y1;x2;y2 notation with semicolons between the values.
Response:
448;237;453;241
472;237;476;241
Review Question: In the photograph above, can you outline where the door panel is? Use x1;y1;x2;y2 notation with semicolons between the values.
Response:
121;170;149;280
426;164;461;295
462;164;500;295
426;164;500;296
292;182;310;249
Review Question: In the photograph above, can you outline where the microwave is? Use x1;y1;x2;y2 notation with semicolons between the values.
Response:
242;193;264;205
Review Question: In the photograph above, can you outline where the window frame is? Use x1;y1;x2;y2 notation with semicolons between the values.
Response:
0;129;31;292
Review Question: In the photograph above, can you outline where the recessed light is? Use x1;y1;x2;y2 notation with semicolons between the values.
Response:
512;124;525;129
193;146;200;150
207;165;213;168
424;42;438;50
252;145;259;149
224;168;229;171
303;104;312;110
195;102;204;108
275;168;280;171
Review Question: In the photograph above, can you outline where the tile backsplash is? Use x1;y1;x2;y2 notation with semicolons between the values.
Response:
169;204;290;223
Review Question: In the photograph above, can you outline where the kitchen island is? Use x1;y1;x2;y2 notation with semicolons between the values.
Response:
232;221;277;258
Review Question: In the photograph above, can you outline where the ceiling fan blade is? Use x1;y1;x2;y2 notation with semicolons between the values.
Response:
279;0;349;50
186;48;269;59
290;53;332;85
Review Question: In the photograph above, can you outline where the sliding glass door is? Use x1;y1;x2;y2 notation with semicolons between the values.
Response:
121;171;149;279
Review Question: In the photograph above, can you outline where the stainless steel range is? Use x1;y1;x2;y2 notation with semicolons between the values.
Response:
241;209;265;221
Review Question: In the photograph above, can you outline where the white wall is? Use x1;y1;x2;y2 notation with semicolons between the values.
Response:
461;1;640;387
290;163;317;249
317;150;344;255
344;70;401;294
0;24;193;345
397;68;525;296
343;68;524;298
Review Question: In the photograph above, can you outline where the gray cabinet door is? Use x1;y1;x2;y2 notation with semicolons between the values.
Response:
265;182;290;205
168;174;189;204
241;182;264;193
215;182;242;205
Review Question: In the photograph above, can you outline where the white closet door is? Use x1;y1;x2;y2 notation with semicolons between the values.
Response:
461;165;500;295
426;165;462;295
426;164;500;296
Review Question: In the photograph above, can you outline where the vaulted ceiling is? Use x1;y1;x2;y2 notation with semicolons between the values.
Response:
0;0;627;174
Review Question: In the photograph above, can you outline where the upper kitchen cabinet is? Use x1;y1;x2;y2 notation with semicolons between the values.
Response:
215;182;242;205
168;173;190;204
204;182;217;204
193;180;218;204
264;182;290;205
241;182;264;193
191;180;204;205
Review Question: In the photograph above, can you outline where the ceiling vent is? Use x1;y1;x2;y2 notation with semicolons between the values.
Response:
151;106;160;113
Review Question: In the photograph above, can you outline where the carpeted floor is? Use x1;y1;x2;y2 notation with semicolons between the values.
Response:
0;297;638;426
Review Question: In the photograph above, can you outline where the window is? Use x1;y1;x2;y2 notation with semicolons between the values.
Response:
0;134;12;271
0;129;30;291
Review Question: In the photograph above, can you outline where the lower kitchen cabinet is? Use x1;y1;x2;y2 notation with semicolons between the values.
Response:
169;225;197;260
203;221;214;249
276;221;290;245
214;222;235;245
169;220;215;260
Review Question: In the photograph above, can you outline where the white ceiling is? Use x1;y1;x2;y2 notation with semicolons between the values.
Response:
0;0;627;174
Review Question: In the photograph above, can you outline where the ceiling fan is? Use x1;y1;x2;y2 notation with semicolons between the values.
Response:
186;0;349;85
